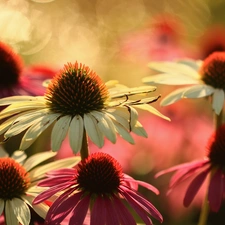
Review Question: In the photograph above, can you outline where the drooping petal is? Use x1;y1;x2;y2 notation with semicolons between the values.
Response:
10;198;31;225
212;89;225;115
208;169;224;212
69;115;84;154
23;151;56;172
51;115;71;151
11;151;27;164
0;199;5;215
68;195;90;225
104;197;120;225
183;84;214;98
113;122;134;144
90;197;106;225
131;121;148;138
160;87;191;106
183;168;210;207
5;200;19;225
84;113;104;148
91;111;117;144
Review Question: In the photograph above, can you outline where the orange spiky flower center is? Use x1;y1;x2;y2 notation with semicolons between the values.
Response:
76;152;123;195
45;62;109;117
0;158;30;200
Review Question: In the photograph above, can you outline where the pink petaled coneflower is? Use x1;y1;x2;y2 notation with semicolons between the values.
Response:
156;124;225;212
0;41;56;97
34;152;163;225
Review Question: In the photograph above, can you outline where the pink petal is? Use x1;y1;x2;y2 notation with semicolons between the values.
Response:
47;168;77;176
90;197;106;225
155;159;209;178
120;187;163;222
104;197;120;225
123;178;159;195
113;196;136;225
69;195;90;225
33;182;75;204
120;189;154;225
38;176;75;186
183;167;210;207
45;188;79;224
208;169;224;212
123;174;138;190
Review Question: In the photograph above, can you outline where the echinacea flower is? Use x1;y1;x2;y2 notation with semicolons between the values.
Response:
0;61;169;154
0;146;80;225
143;51;225;115
0;41;55;97
33;152;163;225
155;124;225;212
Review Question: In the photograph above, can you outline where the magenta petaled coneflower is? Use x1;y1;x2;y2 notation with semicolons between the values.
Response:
33;152;163;225
0;41;55;97
156;124;225;212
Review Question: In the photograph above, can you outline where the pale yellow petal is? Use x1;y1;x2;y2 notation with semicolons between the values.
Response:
183;84;214;98
11;151;27;164
84;113;104;148
131;121;148;137
212;89;225;115
0;198;5;215
23;151;56;172
69;115;84;154
0;96;44;105
51;115;71;151
10;198;30;225
114;122;134;144
5;200;19;225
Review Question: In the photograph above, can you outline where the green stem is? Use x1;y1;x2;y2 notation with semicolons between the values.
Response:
80;129;89;160
198;110;223;225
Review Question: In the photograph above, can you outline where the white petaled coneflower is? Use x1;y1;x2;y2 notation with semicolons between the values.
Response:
0;146;80;225
0;61;169;154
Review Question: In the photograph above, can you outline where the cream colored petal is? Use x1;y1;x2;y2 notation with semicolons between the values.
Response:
134;104;170;121
10;198;30;225
29;156;80;182
127;106;138;129
22;195;48;219
177;59;202;71
105;80;119;88
160;87;191;106
20;113;59;150
0;199;5;215
91;111;117;144
148;61;200;78
0;96;44;105
114;122;134;144
69;115;84;154
106;108;130;130
4;110;47;138
183;84;214;98
5;200;19;225
0;103;45;120
51;115;71;151
11;151;27;164
23;151;56;172
142;74;199;85
212;89;225;115
131;121;148;137
84;113;104;148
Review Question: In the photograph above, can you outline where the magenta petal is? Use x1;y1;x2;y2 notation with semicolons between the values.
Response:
69;195;90;225
155;159;209;178
208;169;224;212
47;168;77;176
121;187;163;222
37;176;74;186
33;182;75;204
90;197;106;225
120;190;153;225
113;196;136;225
104;197;120;225
183;167;210;207
45;188;79;224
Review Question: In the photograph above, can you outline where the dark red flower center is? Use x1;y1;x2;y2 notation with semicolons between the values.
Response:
0;158;30;200
76;152;123;195
45;62;109;117
206;124;225;167
0;42;23;87
200;52;225;90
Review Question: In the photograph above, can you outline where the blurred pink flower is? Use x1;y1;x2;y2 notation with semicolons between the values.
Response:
156;124;225;212
34;152;163;225
0;41;56;97
119;13;193;64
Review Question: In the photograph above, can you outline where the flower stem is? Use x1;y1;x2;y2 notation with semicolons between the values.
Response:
198;110;223;225
80;129;89;160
